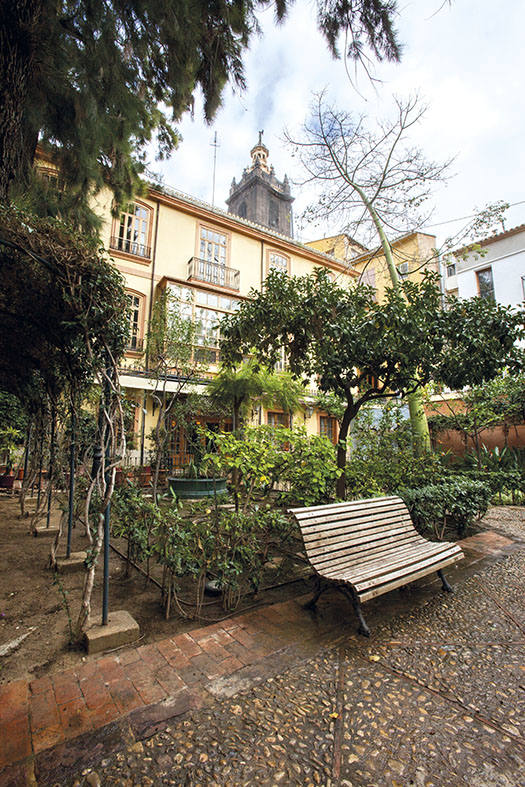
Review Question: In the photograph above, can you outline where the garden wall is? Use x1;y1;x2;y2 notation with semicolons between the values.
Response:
432;423;525;457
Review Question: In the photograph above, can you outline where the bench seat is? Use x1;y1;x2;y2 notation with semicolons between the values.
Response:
289;495;464;634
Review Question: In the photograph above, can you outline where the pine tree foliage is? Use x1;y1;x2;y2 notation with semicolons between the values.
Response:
0;0;401;223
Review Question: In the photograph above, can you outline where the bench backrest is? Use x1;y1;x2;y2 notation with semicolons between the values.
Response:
288;496;423;575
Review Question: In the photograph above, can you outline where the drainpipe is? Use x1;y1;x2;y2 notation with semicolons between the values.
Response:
260;239;264;290
140;199;160;465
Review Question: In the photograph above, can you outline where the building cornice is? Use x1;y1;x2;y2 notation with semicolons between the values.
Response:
453;223;525;258
148;185;358;277
342;231;436;266
158;274;250;300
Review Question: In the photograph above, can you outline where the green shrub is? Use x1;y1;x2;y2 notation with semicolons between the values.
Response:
345;402;448;497
112;483;159;574
205;425;341;508
401;476;492;539
276;427;342;506
154;503;296;616
462;466;524;506
463;467;522;496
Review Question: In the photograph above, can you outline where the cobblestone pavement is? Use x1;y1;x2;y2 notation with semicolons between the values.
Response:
62;551;525;787
1;514;525;786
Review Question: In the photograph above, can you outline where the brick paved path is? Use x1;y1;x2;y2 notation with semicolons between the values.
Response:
0;528;523;785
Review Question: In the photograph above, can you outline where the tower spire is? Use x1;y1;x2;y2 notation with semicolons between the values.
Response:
226;134;294;237
250;131;270;172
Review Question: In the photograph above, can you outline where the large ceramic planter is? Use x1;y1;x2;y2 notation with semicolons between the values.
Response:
167;477;227;499
0;474;14;490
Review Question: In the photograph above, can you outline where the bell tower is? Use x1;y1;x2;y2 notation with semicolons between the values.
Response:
226;132;294;237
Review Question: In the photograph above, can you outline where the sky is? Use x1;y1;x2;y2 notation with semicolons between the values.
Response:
150;0;525;250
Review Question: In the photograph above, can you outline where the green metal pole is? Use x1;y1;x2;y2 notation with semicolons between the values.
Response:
66;409;76;559
46;407;56;528
101;372;111;626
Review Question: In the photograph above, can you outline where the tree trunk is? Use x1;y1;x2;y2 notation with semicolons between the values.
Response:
0;0;44;201
74;511;104;639
473;413;482;469
152;390;167;504
364;192;432;452
407;390;431;454
335;405;354;499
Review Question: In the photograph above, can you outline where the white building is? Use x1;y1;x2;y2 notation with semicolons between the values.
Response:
443;224;525;308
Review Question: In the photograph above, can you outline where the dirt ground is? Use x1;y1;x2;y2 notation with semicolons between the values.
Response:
0;495;310;686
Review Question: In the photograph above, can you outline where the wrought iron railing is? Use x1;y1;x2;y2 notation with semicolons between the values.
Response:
110;235;151;259
188;257;240;290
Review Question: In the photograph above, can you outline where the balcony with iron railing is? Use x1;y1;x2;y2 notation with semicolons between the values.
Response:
188;257;240;291
110;235;151;259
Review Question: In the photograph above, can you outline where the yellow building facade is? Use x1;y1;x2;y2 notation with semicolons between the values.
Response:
306;231;438;302
91;184;357;466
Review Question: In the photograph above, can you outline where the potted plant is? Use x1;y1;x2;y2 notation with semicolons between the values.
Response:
168;422;227;499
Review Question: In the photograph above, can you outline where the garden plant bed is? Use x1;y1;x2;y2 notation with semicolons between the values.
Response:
0;496;311;685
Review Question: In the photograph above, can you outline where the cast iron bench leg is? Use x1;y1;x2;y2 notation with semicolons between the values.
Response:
303;576;328;610
340;586;371;637
437;569;453;593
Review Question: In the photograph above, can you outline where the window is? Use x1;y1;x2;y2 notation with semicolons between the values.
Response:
267;250;290;275
267;411;289;428
126;292;144;351
447;262;456;277
522;276;525;299
36;166;60;188
199;226;228;266
167;283;240;365
360;266;376;290
112;202;152;259
195;307;220;349
320;415;338;444
269;200;279;228
195;226;232;287
274;347;286;373
238;201;247;218
476;267;495;301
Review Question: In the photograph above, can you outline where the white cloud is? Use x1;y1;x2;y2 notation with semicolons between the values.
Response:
153;0;525;247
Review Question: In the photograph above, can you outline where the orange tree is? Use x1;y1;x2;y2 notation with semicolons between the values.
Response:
220;269;524;498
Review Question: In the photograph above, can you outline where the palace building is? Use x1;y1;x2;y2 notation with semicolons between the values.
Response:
36;137;439;469
90;138;358;467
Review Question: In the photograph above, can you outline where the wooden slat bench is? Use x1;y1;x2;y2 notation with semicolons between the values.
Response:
288;495;464;637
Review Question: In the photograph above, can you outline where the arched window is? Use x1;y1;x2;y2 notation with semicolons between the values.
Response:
238;201;247;218
269;199;279;228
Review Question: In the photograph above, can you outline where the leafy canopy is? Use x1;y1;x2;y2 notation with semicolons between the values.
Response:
208;360;305;430
2;0;401;221
0;205;129;406
221;268;523;496
221;270;523;400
